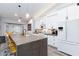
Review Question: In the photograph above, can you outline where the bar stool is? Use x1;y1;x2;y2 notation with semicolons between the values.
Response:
5;32;16;55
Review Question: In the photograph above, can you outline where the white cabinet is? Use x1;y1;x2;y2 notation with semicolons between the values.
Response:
35;17;46;29
57;7;67;21
57;4;79;56
46;8;66;29
58;40;79;56
45;7;67;48
68;4;79;20
46;35;58;47
67;19;79;43
48;36;55;46
67;4;79;43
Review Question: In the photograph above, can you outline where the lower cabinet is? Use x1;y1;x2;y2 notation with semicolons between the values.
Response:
47;35;58;48
58;40;79;56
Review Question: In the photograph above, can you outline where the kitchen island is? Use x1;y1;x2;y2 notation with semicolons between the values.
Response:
10;34;47;56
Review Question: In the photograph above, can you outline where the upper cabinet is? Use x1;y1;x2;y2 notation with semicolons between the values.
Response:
68;4;79;20
35;17;46;29
46;7;67;28
57;7;67;21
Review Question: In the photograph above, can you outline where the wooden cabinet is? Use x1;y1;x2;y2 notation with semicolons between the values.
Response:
17;38;47;56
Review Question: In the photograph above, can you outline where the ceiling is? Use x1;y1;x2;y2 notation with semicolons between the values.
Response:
0;3;71;21
0;3;54;21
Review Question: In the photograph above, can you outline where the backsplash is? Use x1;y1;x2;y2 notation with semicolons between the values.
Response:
35;28;58;36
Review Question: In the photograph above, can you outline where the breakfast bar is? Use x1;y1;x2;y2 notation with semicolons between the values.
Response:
10;34;47;56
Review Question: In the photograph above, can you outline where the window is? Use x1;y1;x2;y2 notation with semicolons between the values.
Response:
6;23;24;35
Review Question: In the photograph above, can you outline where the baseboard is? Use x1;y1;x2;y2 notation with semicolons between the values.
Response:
59;51;72;56
48;45;57;49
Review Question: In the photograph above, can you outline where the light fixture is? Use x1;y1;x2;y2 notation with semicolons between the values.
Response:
26;13;30;18
18;4;22;22
14;13;18;16
18;19;21;22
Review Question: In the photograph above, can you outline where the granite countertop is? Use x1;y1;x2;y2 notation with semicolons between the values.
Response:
11;34;47;46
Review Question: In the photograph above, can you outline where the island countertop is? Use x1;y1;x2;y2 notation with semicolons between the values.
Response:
11;34;47;46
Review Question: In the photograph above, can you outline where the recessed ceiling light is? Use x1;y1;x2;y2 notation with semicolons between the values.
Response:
14;13;18;16
26;13;30;18
18;19;21;22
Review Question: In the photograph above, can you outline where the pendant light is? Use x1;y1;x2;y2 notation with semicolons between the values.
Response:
26;4;30;19
14;13;18;16
26;13;30;18
18;4;22;22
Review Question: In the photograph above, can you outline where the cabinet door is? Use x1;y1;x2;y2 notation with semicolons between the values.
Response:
52;37;58;47
68;4;79;20
58;40;79;56
57;7;67;41
67;19;79;43
48;36;56;47
48;36;52;45
50;36;55;46
57;7;67;21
